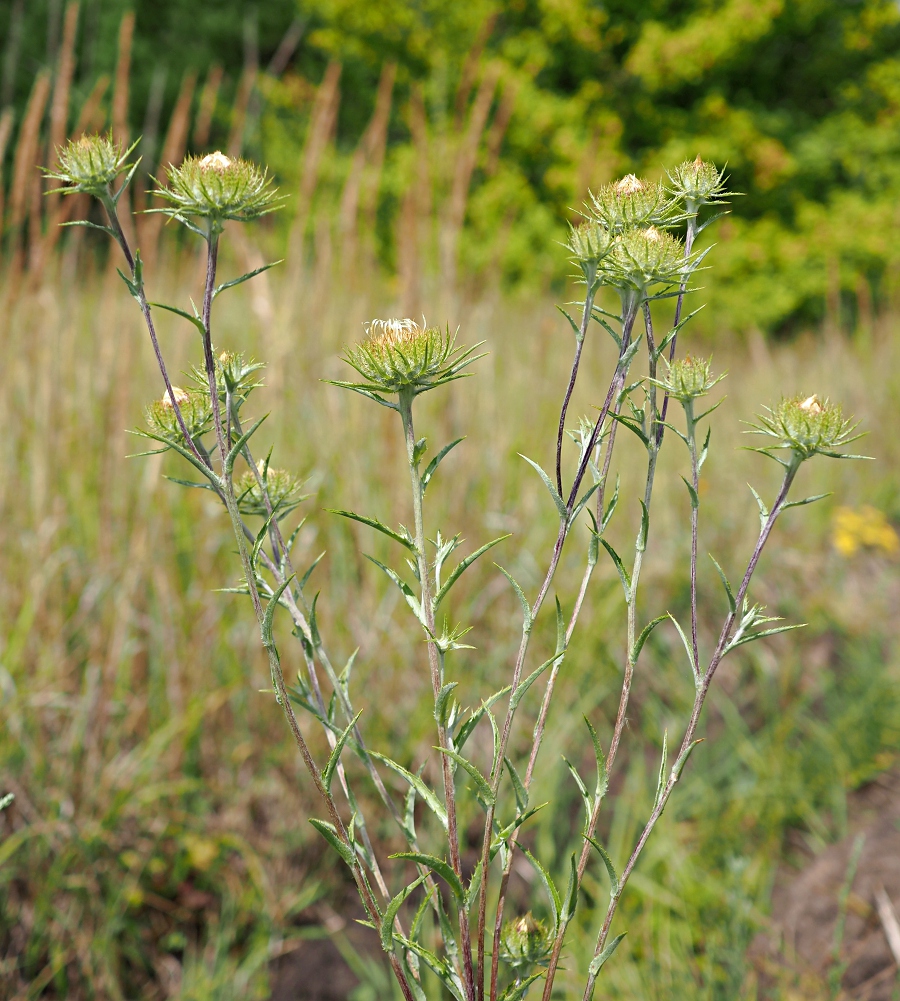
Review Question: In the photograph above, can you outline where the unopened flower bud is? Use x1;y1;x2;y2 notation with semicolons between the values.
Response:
667;157;729;214
748;394;862;461
145;387;211;442
499;912;552;976
655;356;723;402
589;175;676;234
45;132;134;197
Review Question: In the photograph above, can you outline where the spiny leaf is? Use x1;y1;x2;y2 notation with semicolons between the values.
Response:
224;413;269;473
389;852;465;905
422;438;465;492
584;716;608;800
585;836;618;896
380;874;426;951
309;819;356;869
782;491;832;511
667;613;699;684
518;846;561;931
495;565;532;632
637;499;650;553
564;755;591;821
437;748;494;807
434;682;458;728
509;652;562;712
433;535;510;610
654;730;668;811
588;933;626;979
328;508;415;552
150;300;207;337
748;484;769;532
520;454;568;521
600;539;631;600
709;554;736;613
504;755;528;814
672;738;704;782
213;260;283;298
261;574;296;647
322;711;363;792
562;852;579;923
631;614;668;664
681;475;699;510
364;556;426;628
369;752;448;830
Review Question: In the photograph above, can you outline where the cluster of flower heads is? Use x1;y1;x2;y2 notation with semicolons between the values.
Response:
566;159;729;298
339;318;482;397
747;394;863;462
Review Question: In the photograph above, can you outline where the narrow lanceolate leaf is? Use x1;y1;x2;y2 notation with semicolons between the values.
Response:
392;935;466;1001
631;614;668;664
682;475;699;510
697;425;712;468
601;539;631;601
261;574;296;647
504;756;528;814
601;475;620;534
309;819;356;869
509;652;562;712
327;508;415;552
520;454;568;521
667;612;699;683
369;752;448;830
709;554;736;613
149;300;207;337
224;413;269;473
637;500;650;553
495;565;532;632
555;596;566;655
588;933;626;978
499;973;545;1001
437;748;494;807
562;852;579;923
569;482;600;528
434;682;458;728
364;556;426;628
585;836;619;896
0;793;13;812
608;411;648;447
654;731;669;812
422;437;465;492
322;711;363;792
782;492;832;511
671;738;704;782
389;852;465;905
727;622;806;651
453;687;511;752
380;874;426;951
251;509;279;571
564;756;591;821
518;846;561;931
213;260;283;298
748;484;769;533
433;535;510;610
584;716;608;800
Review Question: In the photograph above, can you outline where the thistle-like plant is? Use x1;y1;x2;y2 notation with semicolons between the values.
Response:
50;138;866;1001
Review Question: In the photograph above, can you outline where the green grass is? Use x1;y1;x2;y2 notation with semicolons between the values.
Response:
0;235;898;999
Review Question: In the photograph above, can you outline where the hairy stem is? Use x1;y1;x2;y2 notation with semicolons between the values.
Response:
398;388;476;1001
555;283;596;496
580;459;800;1001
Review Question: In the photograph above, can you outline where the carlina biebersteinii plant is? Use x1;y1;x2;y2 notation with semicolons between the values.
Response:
47;139;872;1001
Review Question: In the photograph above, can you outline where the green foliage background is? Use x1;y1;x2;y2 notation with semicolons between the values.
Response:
4;0;900;332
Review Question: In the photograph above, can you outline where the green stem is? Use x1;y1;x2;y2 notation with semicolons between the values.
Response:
398;387;476;1001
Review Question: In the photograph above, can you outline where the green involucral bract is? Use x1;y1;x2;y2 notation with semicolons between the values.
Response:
748;394;862;461
45;133;135;197
601;226;694;294
499;913;553;976
152;152;284;231
654;356;723;402
237;461;306;519
666;157;730;215
588;175;677;235
144;387;211;442
342;318;478;395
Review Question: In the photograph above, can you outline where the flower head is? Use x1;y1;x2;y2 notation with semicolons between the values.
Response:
499;913;552;976
566;219;614;277
152;153;284;232
667;157;730;215
144;386;211;442
601;226;696;294
653;355;724;403
588;175;677;234
237;458;306;519
45;133;136;197
747;394;864;462
336;319;482;398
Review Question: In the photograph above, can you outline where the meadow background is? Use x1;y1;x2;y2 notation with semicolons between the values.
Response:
0;1;899;999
